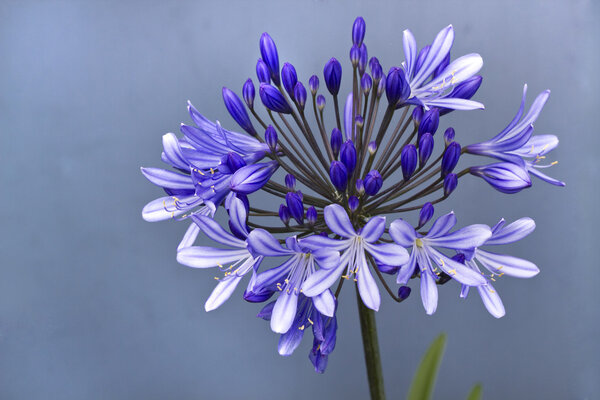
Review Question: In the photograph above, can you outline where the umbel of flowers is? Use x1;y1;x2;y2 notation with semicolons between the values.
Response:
141;17;563;374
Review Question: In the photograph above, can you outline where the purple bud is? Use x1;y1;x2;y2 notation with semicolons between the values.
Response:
224;152;247;173
329;161;348;191
355;178;365;194
256;59;270;84
259;83;292;114
418;202;434;228
401;144;418;180
279;204;291;225
418;108;440;138
259;33;280;85
385;67;410;107
323;58;342;95
397;286;411;301
340;140;357;174
309;75;320;95
230;161;279;194
316;94;326;111
348;196;359;212
441;142;461;176
358;44;368;76
418;133;434;167
352;17;366;46
242;79;255;108
355;116;364;131
444;127;455;145
432;52;451;78
244;287;275;303
370;59;383;82
285;173;296;191
281;62;298;98
368;141;377;155
470;163;532;194
361;74;372;94
265;125;278;151
414;45;430;76
306;206;317;225
412;107;424;125
286;191;304;224
222;87;256;136
377;76;386;98
440;76;483;116
443;173;458;196
363;170;383;196
293;82;307;110
330;128;342;158
350;45;360;67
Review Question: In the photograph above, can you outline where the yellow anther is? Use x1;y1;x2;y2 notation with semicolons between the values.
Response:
551;161;558;166
214;277;219;280
210;168;215;174
307;318;314;325
299;325;305;331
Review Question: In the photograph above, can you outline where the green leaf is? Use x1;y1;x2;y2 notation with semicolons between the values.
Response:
407;333;447;400
466;383;483;400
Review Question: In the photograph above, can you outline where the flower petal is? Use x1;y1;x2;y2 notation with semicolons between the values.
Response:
205;274;243;312
360;216;386;242
161;132;189;170
300;235;350;252
344;92;353;140
271;291;300;334
403;29;417;79
247;228;292;257
177;247;249;269
312;248;341;270
312;289;336;317
475;249;539;278
365;242;409;266
142;196;195;222
411;25;454;88
486;217;535;245
323;204;356;238
252;256;297;291
422;98;484;111
426;224;491;250
396;250;417;285
178;222;200;251
141;167;194;190
228;197;249;238
302;252;349;297
191;215;245;248
427;247;487;286
426;212;457;238
389;219;417;247
477;283;505;318
420;270;438;315
356;249;381;311
419;53;483;94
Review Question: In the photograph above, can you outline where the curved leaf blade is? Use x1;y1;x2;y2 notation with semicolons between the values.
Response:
407;333;447;400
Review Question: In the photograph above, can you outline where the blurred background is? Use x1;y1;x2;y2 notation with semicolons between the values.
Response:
0;1;598;399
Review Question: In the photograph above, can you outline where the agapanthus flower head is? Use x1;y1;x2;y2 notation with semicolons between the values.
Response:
142;16;563;373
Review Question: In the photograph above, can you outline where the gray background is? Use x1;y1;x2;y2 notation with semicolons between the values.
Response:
0;0;598;399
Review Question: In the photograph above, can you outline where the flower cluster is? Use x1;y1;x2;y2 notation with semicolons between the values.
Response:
142;17;563;373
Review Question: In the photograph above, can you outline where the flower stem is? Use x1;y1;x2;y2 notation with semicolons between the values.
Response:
356;286;386;400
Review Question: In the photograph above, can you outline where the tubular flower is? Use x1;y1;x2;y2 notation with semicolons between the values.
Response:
141;16;564;373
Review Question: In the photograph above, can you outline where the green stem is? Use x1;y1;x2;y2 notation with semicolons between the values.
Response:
356;285;386;400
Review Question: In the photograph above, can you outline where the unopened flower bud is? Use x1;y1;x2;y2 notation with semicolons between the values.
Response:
281;62;298;98
401;144;418;180
352;16;366;46
242;79;255;108
355;178;365;194
317;94;326;111
418;133;434;167
418;202;434;228
348;196;359;212
265;125;277;151
349;45;360;67
444;127;455;145
340;140;357;174
386;67;410;107
469;163;531;194
418;108;440;138
368;141;377;155
286;191;304;224
259;83;292;114
361;74;372;95
224;152;247;173
309;75;319;95
329;161;348;191
323;58;342;95
397;286;411;301
256;58;270;84
222;87;257;136
364;170;383;195
412;107;423;126
306;206;318;225
358;44;368;76
259;33;280;85
443;173;458;196
294;82;307;110
330;128;342;158
285;173;296;191
230;161;279;194
441;142;461;176
279;204;290;225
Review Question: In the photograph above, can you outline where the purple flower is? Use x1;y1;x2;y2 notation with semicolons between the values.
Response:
176;198;262;311
470;162;531;194
300;204;409;311
259;83;293;114
459;218;539;318
402;25;484;111
465;85;564;186
389;212;489;314
230;161;279;194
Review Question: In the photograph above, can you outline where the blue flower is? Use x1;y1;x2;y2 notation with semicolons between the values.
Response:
300;204;409;311
465;85;564;186
458;218;539;318
389;212;489;314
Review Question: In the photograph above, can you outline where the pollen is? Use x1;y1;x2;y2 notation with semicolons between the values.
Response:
415;238;424;248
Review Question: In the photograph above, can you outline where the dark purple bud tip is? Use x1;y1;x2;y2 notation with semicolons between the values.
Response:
259;83;292;114
306;206;318;225
368;141;377;155
309;75;320;95
444;127;455;145
398;286;411;301
222;87;257;136
285;173;296;191
242;79;255;108
329;161;348;191
355;115;364;129
358;44;368;75
377;76;386;98
348;195;359;212
441;142;461;176
401;144;418;181
361;74;373;94
293;82;307;110
440;76;483;116
364;170;383;196
355;178;365;194
443;173;458;196
286;191;304;224
259;33;280;85
370;58;382;81
279;204;291;225
317;94;326;111
224;152;247;174
385;67;410;107
330;128;342;158
418;202;434;228
350;45;360;67
340;140;357;174
281;62;298;98
412;106;424;125
323;58;342;96
418;108;440;137
418;133;434;167
352;17;366;46
256;58;270;84
265;125;278;151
